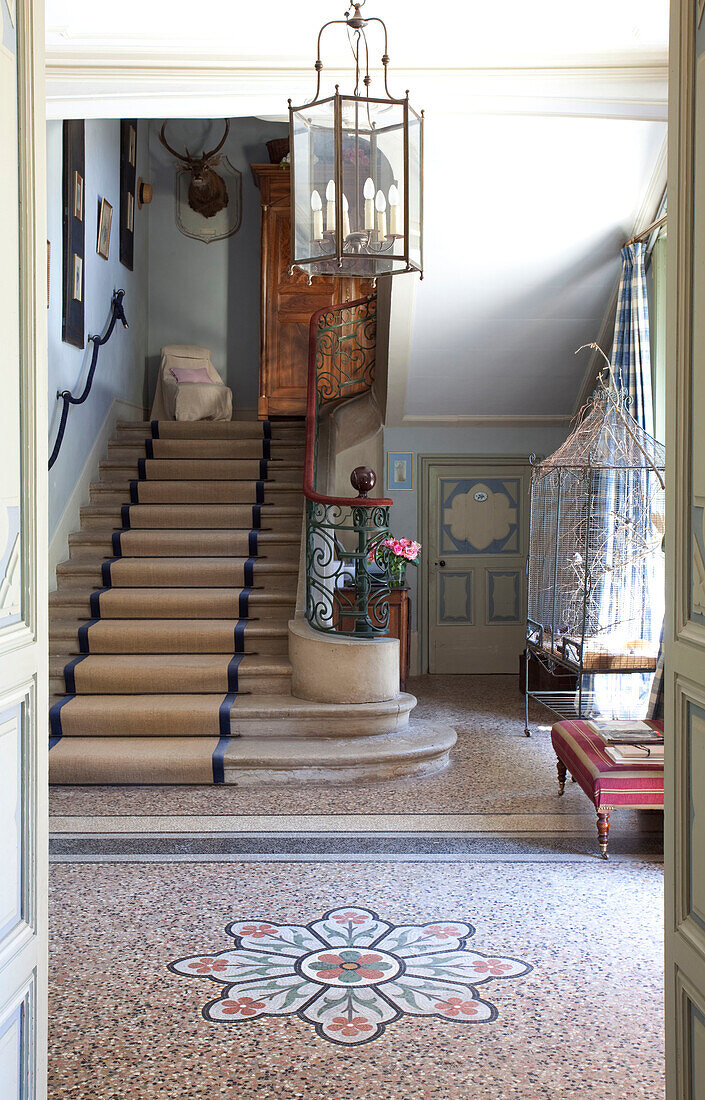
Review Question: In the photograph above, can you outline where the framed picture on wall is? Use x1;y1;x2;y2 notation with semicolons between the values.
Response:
119;118;137;270
62;119;85;347
73;171;83;220
96;198;113;259
387;451;414;492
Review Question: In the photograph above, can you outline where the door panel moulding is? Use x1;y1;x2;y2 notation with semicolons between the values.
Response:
418;454;533;676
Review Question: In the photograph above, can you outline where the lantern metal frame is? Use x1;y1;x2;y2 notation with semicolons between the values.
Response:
288;2;423;280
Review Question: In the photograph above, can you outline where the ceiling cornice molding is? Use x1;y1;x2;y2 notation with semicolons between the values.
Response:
45;52;668;120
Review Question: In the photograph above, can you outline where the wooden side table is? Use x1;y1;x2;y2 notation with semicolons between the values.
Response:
334;586;411;691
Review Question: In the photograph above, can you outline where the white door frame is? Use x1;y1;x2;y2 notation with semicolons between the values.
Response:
0;0;48;1095
418;454;532;676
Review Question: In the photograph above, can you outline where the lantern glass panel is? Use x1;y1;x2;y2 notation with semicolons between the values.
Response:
407;107;422;271
291;98;335;263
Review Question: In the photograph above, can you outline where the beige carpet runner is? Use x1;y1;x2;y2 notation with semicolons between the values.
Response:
49;418;304;783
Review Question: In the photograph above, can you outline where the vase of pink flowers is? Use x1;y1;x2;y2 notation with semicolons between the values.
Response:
368;536;421;588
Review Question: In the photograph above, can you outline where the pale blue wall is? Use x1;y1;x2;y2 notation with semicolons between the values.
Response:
146;117;288;410
383;423;570;629
47;118;149;539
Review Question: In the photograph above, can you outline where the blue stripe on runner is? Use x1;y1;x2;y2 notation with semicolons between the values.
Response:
130;480;139;503
227;653;244;691
145;438;154;459
112;531;122;555
238;588;251;618
234;619;248;653
219;693;237;737
248;529;258;557
151;420;160;438
259;458;268;480
263;437;271;460
49;694;74;744
263;420;271;439
244;557;256;587
78;619;99;654
101;558;119;585
89;588;108;617
63;654;88;693
256;480;264;504
121;505;131;529
138;457;146;479
252;504;261;529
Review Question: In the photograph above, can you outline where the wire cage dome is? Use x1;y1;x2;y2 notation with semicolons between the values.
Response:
526;377;665;704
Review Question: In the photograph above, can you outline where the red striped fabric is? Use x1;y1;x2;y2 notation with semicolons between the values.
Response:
551;719;664;810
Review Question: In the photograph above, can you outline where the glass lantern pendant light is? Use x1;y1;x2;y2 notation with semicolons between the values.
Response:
289;1;423;280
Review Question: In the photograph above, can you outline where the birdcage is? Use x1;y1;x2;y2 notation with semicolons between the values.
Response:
524;377;665;731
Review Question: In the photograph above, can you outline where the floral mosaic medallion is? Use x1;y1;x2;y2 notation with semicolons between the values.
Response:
169;907;532;1046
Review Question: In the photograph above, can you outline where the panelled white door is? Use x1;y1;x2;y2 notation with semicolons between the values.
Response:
0;1;48;1096
425;459;530;674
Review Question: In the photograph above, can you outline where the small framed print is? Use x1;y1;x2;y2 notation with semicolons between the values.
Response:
387;451;414;492
72;254;83;301
128;125;137;167
97;198;113;259
73;171;83;220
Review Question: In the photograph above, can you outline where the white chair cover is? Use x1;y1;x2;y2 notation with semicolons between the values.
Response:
150;344;233;421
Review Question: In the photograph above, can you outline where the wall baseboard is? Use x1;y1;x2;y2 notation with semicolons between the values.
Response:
48;398;145;592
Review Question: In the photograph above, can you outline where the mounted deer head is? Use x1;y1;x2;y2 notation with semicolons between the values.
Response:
159;119;231;219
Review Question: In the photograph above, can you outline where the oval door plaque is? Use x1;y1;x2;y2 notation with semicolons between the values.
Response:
474;490;488;502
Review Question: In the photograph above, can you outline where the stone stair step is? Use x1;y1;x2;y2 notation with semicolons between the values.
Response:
116;419;305;440
97;458;303;483
49;587;296;619
89;481;303;507
49;652;292;696
49;618;289;655
47;691;415;739
67;528;300;560
55;556;298;590
78;503;302;531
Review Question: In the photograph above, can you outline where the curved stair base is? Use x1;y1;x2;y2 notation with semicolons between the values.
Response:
48;719;456;785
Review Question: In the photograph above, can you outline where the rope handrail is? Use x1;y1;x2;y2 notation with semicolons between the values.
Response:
48;289;129;470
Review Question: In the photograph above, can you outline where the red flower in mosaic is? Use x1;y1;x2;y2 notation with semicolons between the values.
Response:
239;923;277;938
308;950;394;983
328;1015;374;1036
423;925;461;939
435;997;480;1017
187;957;228;974
219;997;266;1017
332;911;368;925
472;958;513;976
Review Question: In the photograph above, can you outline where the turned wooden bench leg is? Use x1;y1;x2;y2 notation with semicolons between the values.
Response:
597;810;611;860
556;758;567;796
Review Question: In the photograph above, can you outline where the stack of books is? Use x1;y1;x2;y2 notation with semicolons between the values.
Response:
586;719;664;764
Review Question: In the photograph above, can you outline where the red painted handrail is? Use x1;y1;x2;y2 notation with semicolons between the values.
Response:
304;294;392;507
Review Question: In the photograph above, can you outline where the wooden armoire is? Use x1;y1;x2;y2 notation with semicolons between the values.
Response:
251;164;374;418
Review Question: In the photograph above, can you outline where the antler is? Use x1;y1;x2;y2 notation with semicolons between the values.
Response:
203;119;230;160
158;121;191;164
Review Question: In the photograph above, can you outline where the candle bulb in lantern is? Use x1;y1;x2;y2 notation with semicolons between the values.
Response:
311;189;323;241
388;183;400;237
342;193;351;238
375;189;387;239
325;179;336;233
363;177;375;231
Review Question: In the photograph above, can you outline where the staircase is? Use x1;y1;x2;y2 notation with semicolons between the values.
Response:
49;417;448;784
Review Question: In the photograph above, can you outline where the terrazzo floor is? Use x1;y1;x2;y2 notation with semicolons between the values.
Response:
48;676;665;1098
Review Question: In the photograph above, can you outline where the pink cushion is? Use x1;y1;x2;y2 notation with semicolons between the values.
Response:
169;367;215;385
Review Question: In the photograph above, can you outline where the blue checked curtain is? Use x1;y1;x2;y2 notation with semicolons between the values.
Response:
612;242;654;432
591;241;663;719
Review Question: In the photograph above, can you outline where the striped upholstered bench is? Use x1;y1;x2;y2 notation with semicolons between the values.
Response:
550;719;664;859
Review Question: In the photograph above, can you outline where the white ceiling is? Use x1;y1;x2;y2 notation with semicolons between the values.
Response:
45;0;669;422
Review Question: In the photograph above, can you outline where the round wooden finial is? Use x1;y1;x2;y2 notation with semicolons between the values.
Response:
350;465;376;497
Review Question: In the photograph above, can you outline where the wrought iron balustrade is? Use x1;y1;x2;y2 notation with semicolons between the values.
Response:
304;295;392;638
